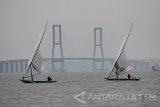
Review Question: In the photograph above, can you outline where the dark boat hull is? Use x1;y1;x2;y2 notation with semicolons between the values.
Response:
20;79;57;83
104;78;140;81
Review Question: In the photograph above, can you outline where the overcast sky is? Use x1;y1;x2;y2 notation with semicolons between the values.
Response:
0;0;160;60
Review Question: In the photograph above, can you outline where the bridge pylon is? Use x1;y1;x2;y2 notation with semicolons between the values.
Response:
93;27;104;70
52;25;65;71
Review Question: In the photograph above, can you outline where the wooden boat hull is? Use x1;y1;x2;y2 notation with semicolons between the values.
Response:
19;79;57;83
104;78;140;81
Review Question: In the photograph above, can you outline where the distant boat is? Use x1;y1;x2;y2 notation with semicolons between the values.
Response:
20;23;57;83
104;23;140;81
150;58;160;71
152;64;160;71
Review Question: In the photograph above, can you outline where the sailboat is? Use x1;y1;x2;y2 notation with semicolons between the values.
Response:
152;64;160;71
104;23;140;81
20;22;57;83
150;58;160;71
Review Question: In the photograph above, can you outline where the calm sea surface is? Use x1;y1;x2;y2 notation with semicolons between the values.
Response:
0;71;159;107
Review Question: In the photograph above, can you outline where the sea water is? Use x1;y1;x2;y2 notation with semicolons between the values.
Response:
0;71;159;107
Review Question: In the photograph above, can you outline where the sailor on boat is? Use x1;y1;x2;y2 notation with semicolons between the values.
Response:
128;74;131;79
47;76;52;82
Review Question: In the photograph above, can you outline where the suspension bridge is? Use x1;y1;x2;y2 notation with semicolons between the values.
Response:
0;25;150;73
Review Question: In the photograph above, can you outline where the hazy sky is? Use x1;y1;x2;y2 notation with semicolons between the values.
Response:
0;0;160;60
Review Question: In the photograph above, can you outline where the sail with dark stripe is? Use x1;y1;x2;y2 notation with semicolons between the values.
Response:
108;23;133;79
23;23;48;80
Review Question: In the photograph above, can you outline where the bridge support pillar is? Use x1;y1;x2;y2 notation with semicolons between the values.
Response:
52;25;64;71
15;61;18;72
5;62;9;73
20;61;24;72
93;27;104;70
10;62;14;73
0;62;3;72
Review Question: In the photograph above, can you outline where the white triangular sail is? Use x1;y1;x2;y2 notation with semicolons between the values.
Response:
24;50;48;78
23;23;48;80
32;50;47;71
108;23;133;78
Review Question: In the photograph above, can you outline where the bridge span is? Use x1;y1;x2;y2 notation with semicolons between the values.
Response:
0;58;150;73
